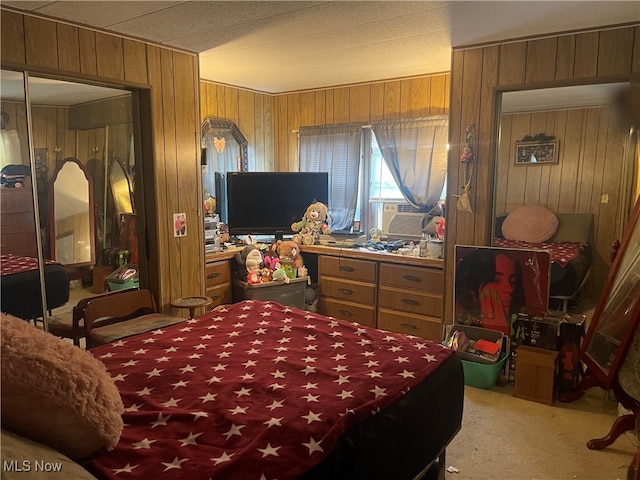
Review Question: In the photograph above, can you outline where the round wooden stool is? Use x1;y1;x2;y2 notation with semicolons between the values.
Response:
171;296;213;319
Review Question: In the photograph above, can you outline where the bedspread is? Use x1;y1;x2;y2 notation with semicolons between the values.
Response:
494;238;583;267
87;300;452;480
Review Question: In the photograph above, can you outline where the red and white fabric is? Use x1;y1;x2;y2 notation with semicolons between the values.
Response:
494;238;583;267
0;254;57;276
87;300;452;480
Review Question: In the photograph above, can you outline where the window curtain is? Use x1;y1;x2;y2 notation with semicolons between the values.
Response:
298;124;362;231
372;115;448;212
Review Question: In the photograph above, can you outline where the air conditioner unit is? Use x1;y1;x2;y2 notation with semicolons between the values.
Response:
381;203;425;239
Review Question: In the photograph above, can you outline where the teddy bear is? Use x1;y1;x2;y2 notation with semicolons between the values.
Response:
291;201;332;245
275;239;304;270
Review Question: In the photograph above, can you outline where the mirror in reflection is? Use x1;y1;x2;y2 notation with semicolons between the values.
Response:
50;158;94;266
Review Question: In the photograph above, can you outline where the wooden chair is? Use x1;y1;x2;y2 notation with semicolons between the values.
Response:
83;288;185;349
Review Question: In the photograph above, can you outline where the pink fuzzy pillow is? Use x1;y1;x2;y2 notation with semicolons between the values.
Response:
501;205;559;243
1;313;124;460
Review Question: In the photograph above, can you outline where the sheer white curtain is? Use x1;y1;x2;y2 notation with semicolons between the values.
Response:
372;116;448;212
298;124;362;231
0;130;22;169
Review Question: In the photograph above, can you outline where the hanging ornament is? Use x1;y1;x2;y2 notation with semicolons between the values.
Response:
213;136;226;153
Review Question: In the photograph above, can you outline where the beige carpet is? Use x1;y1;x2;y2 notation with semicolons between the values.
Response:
446;382;636;480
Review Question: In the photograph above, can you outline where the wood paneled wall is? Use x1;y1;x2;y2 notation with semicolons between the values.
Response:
496;106;629;296
273;75;450;171
200;82;275;171
446;24;640;322
199;74;450;172
1;8;202;313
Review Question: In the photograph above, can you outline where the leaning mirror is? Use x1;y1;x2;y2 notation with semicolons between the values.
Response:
110;157;134;215
49;157;95;267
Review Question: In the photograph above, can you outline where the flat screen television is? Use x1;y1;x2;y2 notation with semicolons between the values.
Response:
226;172;329;239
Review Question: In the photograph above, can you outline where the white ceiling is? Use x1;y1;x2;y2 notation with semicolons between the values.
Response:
3;1;639;94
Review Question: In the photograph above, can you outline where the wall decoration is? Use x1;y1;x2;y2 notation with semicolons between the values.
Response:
453;245;551;335
515;140;558;165
173;212;187;237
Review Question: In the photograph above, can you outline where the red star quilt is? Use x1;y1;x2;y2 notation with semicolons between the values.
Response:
493;238;583;267
86;300;452;480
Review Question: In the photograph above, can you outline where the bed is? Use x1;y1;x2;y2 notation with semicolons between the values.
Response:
495;210;594;311
74;300;463;480
0;253;70;320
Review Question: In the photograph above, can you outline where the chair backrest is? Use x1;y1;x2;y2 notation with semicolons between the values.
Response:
72;288;138;341
82;289;157;335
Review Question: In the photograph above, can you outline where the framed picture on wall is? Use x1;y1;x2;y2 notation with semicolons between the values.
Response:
515;141;558;165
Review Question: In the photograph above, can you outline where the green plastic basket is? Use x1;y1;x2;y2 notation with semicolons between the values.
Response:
461;352;508;389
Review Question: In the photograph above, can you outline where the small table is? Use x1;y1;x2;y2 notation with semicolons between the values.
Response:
171;296;213;319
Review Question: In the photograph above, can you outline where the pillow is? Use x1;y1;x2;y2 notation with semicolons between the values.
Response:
549;213;593;244
501;205;559;243
1;313;124;460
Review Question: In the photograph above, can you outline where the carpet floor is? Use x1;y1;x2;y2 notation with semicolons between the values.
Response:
445;381;637;480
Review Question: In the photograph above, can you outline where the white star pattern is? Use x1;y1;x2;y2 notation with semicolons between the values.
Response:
86;300;452;480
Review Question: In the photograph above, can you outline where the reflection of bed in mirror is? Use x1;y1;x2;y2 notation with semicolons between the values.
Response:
494;211;594;312
48;157;95;276
0;254;69;320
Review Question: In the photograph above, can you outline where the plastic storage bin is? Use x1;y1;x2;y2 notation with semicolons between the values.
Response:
461;353;508;389
445;324;504;364
234;276;308;309
107;263;139;291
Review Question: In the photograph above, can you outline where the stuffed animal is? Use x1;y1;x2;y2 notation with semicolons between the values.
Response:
275;239;304;269
236;245;264;282
291;201;332;245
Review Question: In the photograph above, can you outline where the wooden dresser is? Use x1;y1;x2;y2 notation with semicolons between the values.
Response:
204;257;232;308
0;187;38;257
305;245;444;341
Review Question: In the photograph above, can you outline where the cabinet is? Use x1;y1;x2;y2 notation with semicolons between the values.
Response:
0;187;38;257
205;259;231;308
310;246;444;340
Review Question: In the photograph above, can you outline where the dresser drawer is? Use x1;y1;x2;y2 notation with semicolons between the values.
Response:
319;298;376;328
378;308;443;341
319;256;376;283
319;277;376;304
379;263;443;294
378;285;442;317
205;260;231;288
206;283;232;308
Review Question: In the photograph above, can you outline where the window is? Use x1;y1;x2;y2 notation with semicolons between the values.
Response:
300;118;448;236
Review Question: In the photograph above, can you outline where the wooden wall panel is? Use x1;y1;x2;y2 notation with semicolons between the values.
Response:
1;10;25;64
24;16;58;69
446;23;640;322
525;37;558;83
78;29;97;76
2;9;202;313
56;24;80;73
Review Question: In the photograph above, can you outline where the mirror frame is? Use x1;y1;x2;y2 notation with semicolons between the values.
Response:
580;194;640;388
201;117;248;171
48;157;95;270
110;156;135;215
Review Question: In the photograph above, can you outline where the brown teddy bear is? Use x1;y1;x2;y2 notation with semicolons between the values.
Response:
275;239;304;269
291;201;332;245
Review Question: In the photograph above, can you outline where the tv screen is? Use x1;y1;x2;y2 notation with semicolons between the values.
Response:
226;172;329;238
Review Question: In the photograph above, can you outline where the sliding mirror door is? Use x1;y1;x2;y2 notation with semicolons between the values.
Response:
0;69;138;330
0;69;50;323
493;82;637;306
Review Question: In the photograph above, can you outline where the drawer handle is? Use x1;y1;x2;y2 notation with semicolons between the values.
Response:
338;288;354;295
211;294;221;301
207;272;221;279
402;298;420;306
401;322;418;330
403;274;422;283
339;265;355;273
338;309;354;317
